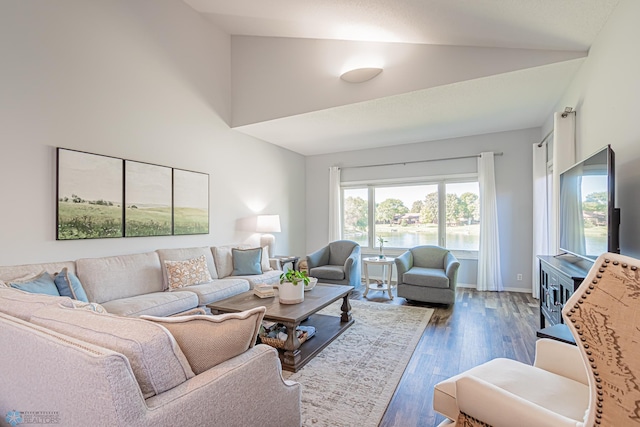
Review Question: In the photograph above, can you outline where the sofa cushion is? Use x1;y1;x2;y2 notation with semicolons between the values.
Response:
164;255;213;290
9;271;60;296
434;358;589;422
0;261;77;284
76;252;164;304
141;307;265;374
411;246;448;269
0;287;73;321
30;305;195;399
403;267;449;288
173;278;250;305
212;245;247;278
53;267;89;302
232;270;281;289
100;291;199;317
310;265;345;281
232;248;262;276
156;247;219;289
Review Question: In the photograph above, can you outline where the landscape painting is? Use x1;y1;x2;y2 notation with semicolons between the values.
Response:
57;149;123;240
125;161;172;237
173;169;209;235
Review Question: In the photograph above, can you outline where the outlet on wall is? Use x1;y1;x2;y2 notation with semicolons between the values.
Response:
517;274;523;281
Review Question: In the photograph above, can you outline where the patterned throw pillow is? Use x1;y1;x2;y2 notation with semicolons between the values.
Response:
165;255;213;290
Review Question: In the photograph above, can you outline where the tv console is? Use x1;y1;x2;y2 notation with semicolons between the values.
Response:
537;254;593;328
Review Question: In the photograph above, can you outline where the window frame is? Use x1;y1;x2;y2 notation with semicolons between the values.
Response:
341;174;479;260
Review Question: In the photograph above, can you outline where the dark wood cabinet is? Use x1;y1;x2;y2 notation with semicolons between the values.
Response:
538;255;592;328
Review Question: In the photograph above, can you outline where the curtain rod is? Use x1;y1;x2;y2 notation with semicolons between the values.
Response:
537;130;553;148
339;152;503;170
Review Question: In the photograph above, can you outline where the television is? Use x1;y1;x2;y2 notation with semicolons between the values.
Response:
559;145;620;261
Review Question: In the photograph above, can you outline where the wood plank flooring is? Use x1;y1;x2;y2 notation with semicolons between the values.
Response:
349;286;539;427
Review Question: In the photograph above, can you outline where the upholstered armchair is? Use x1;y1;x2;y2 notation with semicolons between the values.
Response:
433;252;640;427
306;240;361;288
394;245;459;305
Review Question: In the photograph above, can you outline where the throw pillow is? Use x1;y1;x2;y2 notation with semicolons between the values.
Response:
30;306;194;398
53;267;89;302
165;255;213;291
141;306;266;374
232;248;262;276
261;246;273;272
9;271;60;296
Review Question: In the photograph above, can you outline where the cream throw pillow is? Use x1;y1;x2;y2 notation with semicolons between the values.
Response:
165;255;213;290
141;306;266;374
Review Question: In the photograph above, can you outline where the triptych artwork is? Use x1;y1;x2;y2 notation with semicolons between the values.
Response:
56;148;209;240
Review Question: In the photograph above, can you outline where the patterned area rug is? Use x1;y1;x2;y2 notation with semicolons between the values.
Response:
282;299;434;427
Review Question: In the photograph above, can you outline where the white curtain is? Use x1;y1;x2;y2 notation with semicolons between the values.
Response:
328;166;342;242
551;112;576;254
532;143;550;298
477;152;504;291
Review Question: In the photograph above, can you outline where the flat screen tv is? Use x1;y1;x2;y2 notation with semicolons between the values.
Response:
559;145;620;261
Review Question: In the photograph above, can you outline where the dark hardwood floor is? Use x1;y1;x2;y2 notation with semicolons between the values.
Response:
350;286;539;427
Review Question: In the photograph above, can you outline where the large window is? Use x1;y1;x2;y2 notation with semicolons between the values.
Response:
342;179;480;252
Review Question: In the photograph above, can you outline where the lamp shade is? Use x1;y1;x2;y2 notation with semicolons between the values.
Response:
256;215;281;233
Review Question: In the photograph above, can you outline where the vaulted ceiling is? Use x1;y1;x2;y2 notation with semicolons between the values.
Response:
183;0;621;155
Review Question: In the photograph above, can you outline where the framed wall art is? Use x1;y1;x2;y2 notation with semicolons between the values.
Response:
56;148;124;240
124;160;172;237
173;168;210;235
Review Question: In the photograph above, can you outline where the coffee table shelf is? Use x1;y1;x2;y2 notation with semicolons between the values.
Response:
207;283;353;372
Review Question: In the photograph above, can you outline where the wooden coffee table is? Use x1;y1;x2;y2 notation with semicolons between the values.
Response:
207;283;353;372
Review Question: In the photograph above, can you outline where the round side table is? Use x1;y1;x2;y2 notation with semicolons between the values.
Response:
363;257;395;300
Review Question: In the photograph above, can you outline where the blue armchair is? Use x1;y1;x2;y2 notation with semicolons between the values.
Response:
395;245;459;305
306;240;361;288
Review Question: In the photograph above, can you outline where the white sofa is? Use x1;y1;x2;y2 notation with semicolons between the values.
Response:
0;245;283;317
0;286;301;427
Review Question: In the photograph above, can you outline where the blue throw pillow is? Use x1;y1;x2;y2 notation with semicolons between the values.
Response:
232;248;263;276
10;272;60;296
54;268;89;302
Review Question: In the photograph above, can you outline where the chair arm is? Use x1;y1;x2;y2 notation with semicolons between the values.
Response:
534;338;588;385
445;252;460;282
456;375;581;427
306;246;330;269
343;245;361;287
395;251;412;282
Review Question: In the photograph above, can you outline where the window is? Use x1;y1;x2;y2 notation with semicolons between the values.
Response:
342;179;480;252
342;188;368;247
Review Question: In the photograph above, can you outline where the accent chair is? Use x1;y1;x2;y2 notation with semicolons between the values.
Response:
394;245;459;305
433;252;640;426
306;240;361;288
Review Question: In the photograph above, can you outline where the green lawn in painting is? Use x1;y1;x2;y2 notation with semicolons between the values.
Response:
174;207;209;235
57;201;122;239
125;206;172;237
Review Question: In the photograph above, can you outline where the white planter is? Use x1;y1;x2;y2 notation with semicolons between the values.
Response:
278;280;305;304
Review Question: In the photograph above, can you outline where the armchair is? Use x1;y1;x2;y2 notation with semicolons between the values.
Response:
395;245;459;305
306;240;361;288
433;252;640;426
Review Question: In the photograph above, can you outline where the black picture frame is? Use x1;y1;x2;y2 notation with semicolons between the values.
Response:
173;168;210;235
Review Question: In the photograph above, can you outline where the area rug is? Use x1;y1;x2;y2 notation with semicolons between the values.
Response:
282;299;434;427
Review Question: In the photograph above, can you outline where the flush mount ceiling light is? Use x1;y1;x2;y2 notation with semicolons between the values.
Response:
340;67;383;83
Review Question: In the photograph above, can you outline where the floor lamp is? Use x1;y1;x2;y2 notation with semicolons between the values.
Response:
257;215;281;258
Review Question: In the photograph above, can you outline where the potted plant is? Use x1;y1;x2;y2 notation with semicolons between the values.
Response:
278;269;310;304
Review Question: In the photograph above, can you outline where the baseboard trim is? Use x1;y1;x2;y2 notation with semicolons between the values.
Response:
456;283;532;293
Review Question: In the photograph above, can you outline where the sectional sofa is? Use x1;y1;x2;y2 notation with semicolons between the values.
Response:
0;245;301;426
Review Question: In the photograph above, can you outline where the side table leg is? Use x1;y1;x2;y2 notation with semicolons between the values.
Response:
363;263;370;297
341;295;352;323
387;263;394;300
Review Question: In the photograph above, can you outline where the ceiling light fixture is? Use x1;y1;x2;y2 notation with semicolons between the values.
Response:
340;67;383;83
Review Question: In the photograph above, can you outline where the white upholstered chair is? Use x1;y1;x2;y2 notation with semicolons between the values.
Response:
433;252;640;427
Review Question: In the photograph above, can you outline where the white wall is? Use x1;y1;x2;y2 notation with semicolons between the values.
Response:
545;0;640;257
306;128;538;291
0;0;306;265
